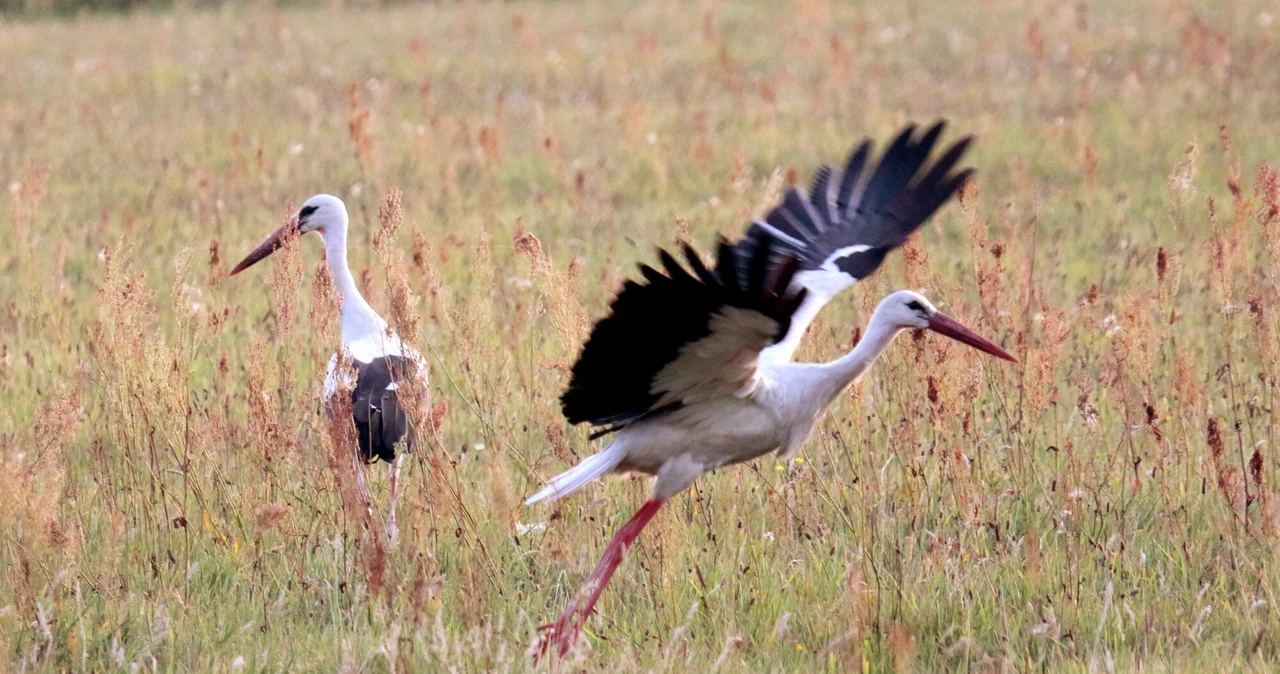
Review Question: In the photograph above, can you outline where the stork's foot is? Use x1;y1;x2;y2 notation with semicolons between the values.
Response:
533;609;584;660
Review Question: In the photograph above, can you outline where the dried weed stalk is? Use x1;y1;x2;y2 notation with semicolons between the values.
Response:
514;231;588;353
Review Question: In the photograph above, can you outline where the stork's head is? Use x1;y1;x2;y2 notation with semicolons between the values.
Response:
229;194;348;276
295;194;347;235
877;290;1016;361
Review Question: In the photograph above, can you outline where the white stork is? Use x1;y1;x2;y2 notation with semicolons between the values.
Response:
230;194;427;544
526;122;1016;656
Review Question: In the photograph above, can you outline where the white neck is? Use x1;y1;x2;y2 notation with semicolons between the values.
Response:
319;226;387;344
760;289;829;365
759;271;855;366
808;310;904;403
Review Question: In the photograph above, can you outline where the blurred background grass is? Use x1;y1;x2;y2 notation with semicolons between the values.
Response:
3;0;1280;671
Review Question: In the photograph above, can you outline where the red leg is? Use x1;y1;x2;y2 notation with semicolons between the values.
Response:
536;498;666;659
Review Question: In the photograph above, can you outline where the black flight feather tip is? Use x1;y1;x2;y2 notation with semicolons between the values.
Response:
734;120;974;284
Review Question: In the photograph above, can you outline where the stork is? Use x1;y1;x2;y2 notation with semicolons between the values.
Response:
525;122;1015;656
230;194;427;544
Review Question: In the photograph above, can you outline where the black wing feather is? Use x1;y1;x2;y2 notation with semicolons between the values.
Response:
747;230;771;297
835;140;872;213
809;165;835;217
659;249;694;284
350;355;419;463
561;235;805;429
683;243;716;285
734;120;973;284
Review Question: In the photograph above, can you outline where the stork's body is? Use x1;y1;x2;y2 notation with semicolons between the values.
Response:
232;195;426;542
538;328;899;503
630;333;894;470
527;122;1016;657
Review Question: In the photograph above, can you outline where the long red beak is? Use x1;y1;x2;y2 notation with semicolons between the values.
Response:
228;221;300;276
926;312;1017;362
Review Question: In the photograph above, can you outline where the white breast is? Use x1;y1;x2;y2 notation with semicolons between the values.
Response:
322;329;427;400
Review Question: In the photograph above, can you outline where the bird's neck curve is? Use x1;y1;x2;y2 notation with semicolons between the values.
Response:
319;225;387;344
761;287;832;365
811;311;904;401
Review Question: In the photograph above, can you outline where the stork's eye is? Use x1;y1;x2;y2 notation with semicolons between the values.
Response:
299;204;319;220
905;300;925;313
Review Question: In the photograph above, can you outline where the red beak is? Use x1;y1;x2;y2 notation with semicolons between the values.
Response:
229;221;300;277
926;312;1017;362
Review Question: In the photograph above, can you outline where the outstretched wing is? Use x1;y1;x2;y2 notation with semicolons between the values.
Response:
561;234;806;433
734;120;974;365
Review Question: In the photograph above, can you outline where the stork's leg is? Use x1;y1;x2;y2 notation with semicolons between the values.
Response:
536;498;666;659
385;454;405;546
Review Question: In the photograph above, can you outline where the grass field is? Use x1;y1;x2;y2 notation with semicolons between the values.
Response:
4;0;1280;671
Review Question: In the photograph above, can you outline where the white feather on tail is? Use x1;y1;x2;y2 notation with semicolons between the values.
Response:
525;440;627;505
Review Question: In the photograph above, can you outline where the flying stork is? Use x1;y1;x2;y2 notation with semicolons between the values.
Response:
230;194;427;544
525;122;1016;656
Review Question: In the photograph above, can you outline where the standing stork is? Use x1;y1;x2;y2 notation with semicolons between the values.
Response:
230;194;427;544
526;122;1015;656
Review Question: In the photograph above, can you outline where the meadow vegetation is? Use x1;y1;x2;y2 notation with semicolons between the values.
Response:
3;0;1280;670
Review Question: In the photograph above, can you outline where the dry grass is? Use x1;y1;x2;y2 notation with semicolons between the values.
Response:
2;0;1280;670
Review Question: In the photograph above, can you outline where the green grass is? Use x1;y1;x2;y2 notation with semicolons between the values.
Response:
3;0;1280;671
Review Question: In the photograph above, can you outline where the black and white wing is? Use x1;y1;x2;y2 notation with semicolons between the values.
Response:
349;355;420;463
734;121;974;365
561;234;807;435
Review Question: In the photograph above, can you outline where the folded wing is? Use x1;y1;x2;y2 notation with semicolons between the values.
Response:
350;355;420;463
